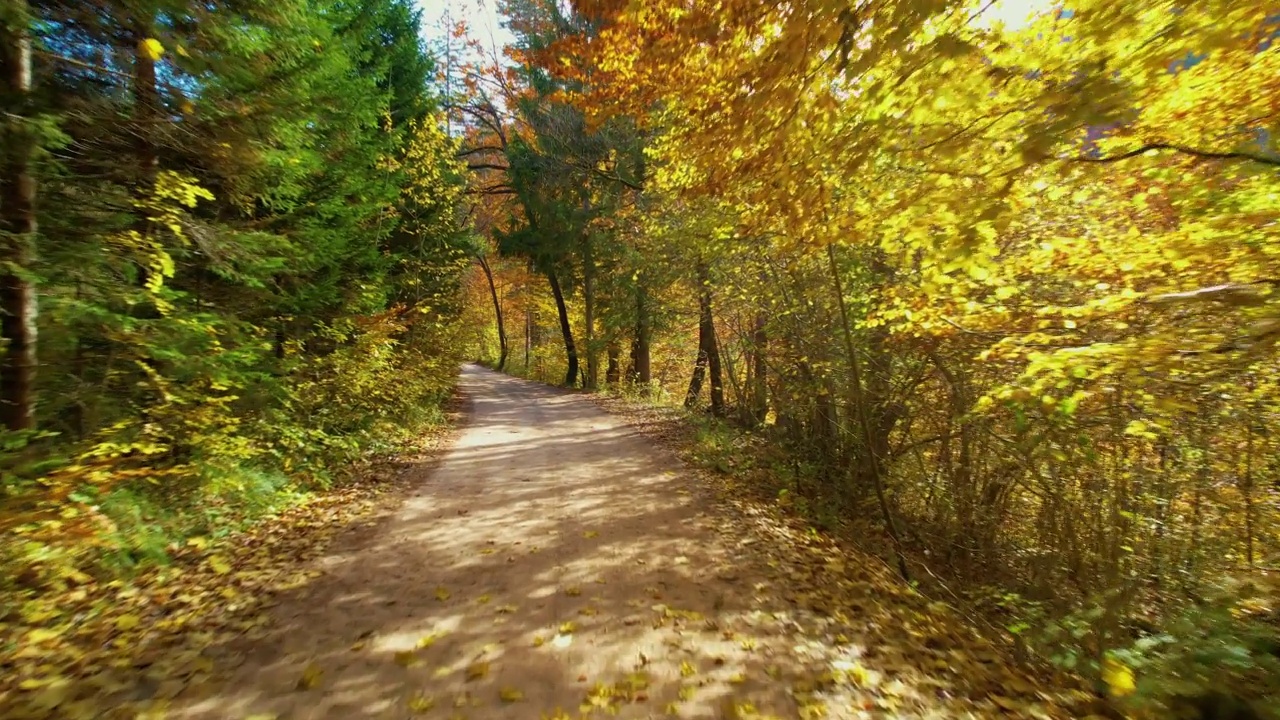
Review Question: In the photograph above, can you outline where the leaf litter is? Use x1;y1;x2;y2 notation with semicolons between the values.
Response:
0;423;457;720
592;394;1099;719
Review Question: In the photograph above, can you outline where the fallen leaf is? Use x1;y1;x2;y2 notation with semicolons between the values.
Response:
408;694;436;713
992;695;1020;711
465;661;489;681
499;687;524;702
296;663;323;690
395;650;421;667
29;678;72;711
583;530;599;539
434;587;451;601
25;628;60;644
208;555;232;575
1102;657;1136;697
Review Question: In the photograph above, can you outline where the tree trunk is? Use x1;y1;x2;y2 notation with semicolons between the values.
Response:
826;243;909;581
275;321;286;360
0;5;37;431
751;312;768;424
630;285;651;388
479;255;508;370
684;349;707;408
524;259;534;371
130;23;160;314
547;270;578;387
684;261;724;416
583;235;597;389
606;341;620;385
134;29;159;189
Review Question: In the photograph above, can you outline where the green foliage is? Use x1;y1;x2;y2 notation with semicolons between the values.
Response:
0;0;471;607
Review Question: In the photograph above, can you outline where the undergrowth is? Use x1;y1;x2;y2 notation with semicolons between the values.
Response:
613;397;1280;720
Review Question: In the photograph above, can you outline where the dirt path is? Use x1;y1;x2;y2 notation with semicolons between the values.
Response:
168;365;791;719
169;365;1064;720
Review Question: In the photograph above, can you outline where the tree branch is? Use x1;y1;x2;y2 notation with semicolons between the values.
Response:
456;145;505;158
1073;142;1280;167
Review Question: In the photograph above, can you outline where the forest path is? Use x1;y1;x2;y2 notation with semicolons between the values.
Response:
170;365;1058;720
172;364;799;719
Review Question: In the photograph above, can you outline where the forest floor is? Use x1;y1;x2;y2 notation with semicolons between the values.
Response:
16;365;1095;719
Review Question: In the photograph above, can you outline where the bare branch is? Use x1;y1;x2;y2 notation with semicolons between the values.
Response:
1073;142;1280;167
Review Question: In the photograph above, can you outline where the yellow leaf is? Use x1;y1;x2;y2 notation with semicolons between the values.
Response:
408;693;436;713
679;661;695;678
1102;657;1136;697
435;586;451;601
26;628;61;644
416;633;442;649
115;614;140;631
296;663;322;690
992;695;1020;710
394;650;420;667
139;38;165;61
208;555;231;575
583;530;599;538
1123;420;1156;439
499;687;524;702
532;635;546;647
465;661;489;681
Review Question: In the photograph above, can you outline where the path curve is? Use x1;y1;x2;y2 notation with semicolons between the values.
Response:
172;364;809;719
